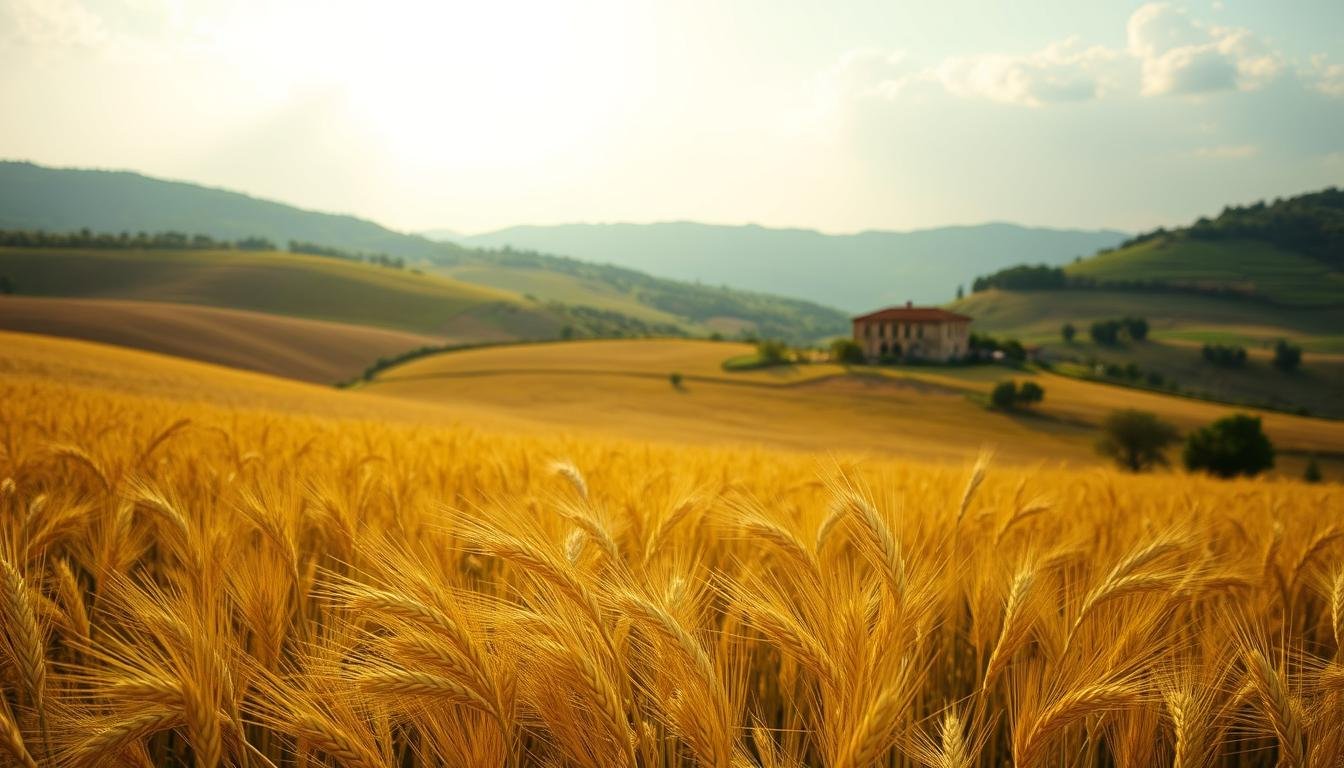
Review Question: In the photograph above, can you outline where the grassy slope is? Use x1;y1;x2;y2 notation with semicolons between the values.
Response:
1065;237;1344;306
951;289;1344;417
438;263;693;327
0;296;447;384
362;339;1344;474
0;246;560;338
951;288;1344;345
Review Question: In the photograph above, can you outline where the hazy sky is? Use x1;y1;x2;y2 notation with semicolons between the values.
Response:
2;1;1342;235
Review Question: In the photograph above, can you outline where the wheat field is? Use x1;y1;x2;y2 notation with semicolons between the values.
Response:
2;350;1343;767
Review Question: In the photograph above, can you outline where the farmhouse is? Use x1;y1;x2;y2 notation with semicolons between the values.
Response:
852;302;972;362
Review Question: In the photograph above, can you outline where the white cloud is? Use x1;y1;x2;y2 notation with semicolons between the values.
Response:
936;38;1119;107
1127;3;1281;96
1310;55;1344;97
1190;144;1258;159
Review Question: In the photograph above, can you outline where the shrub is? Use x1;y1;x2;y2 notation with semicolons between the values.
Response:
1095;409;1180;472
1000;339;1027;362
756;339;790;365
990;381;1019;410
1202;344;1247;368
1304;457;1322;483
1090;320;1122;346
1273;339;1302;372
1183;413;1275;478
1061;323;1076;343
1017;381;1045;405
669;372;683;389
991;380;1044;410
1122;316;1149;341
829;338;866;365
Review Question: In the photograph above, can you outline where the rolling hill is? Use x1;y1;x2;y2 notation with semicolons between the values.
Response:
954;188;1344;417
357;338;1343;474
0;246;559;337
0;296;446;384
443;220;1128;311
0;161;848;341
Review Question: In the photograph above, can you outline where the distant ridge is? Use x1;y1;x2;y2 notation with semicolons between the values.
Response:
449;220;1129;311
0;161;463;262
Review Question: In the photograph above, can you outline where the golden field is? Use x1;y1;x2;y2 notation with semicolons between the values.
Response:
0;296;446;384
365;339;1344;473
0;330;1342;766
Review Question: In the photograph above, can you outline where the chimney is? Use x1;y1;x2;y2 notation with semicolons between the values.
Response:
905;300;913;309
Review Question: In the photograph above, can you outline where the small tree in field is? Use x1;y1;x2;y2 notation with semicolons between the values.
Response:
830;338;866;365
1273;339;1302;372
990;381;1018;410
1122;316;1149;341
1017;381;1044;406
1183;413;1275;478
990;380;1045;411
1096;409;1180;472
756;339;790;366
1304;457;1322;483
1061;323;1076;343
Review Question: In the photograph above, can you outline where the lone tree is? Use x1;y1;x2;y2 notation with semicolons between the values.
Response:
1273;339;1302;372
990;380;1045;411
1123;316;1149;341
990;381;1018;410
1183;413;1275;478
1304;457;1322;483
1096;409;1180;472
1061;323;1076;343
830;338;866;365
1017;380;1045;405
1090;320;1122;346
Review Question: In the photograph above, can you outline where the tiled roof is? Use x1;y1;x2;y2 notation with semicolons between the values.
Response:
852;306;972;323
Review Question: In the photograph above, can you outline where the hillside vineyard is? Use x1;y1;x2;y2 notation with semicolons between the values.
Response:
2;374;1343;766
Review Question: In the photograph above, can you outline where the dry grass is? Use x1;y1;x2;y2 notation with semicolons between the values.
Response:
1;355;1343;767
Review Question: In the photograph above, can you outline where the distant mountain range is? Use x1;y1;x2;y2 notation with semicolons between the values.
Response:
0;161;848;341
0;161;465;262
434;221;1129;311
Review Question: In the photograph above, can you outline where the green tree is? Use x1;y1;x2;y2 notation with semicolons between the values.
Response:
1090;320;1122;346
1001;339;1027;362
1304;457;1322;483
1016;380;1045;406
1273;339;1302;372
756;339;790;366
1183;414;1275;478
669;372;684;389
990;381;1018;410
956;284;965;300
1061;323;1076;343
829;338;866;365
1122;316;1149;341
1095;409;1180;472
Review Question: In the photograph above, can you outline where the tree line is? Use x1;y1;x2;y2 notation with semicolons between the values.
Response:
972;264;1262;302
1109;187;1344;267
0;228;412;270
0;227;276;251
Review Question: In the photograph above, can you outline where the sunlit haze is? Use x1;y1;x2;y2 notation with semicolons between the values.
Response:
3;0;1342;234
